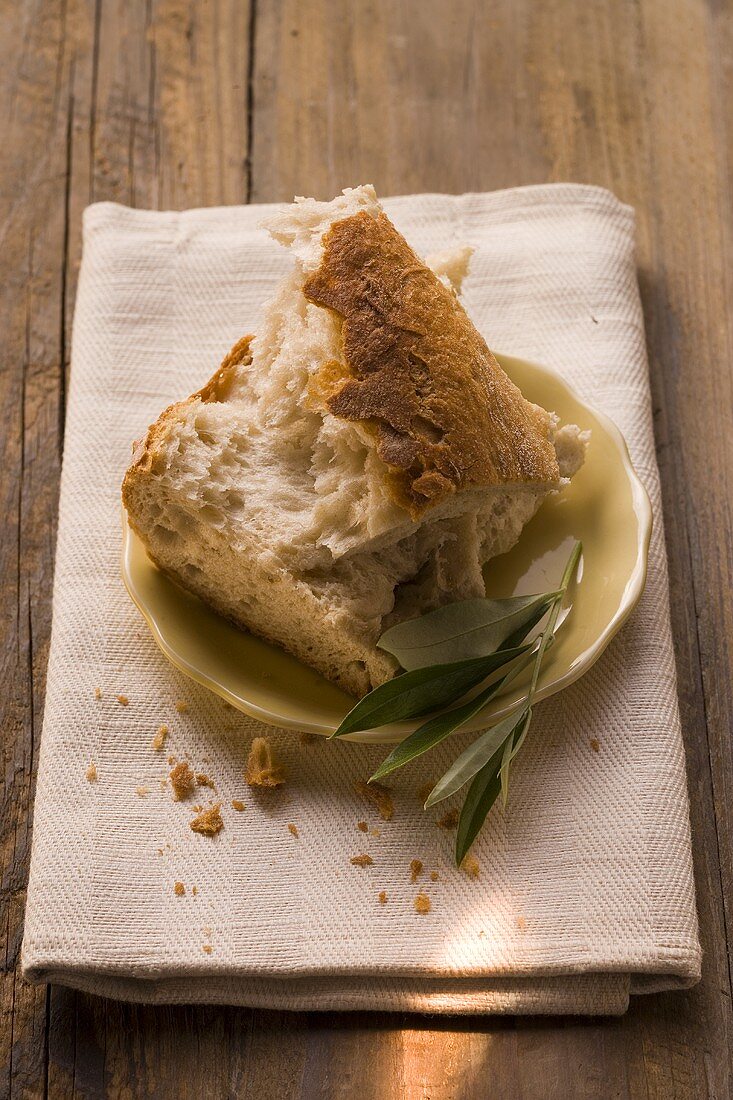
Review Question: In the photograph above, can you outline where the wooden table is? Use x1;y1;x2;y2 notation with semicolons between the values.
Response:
2;1;732;1096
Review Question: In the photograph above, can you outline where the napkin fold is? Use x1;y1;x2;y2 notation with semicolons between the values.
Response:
22;186;700;1014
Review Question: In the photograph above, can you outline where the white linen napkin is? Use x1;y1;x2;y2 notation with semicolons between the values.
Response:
22;186;700;1015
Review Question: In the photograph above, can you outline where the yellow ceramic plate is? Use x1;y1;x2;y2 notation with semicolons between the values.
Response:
122;354;651;744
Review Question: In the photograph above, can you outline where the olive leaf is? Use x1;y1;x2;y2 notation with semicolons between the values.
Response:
331;644;530;738
369;648;535;782
455;743;508;867
499;727;516;807
377;591;560;670
425;708;532;808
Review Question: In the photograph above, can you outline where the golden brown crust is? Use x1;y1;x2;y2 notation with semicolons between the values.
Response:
195;334;253;403
121;335;254;516
303;212;559;517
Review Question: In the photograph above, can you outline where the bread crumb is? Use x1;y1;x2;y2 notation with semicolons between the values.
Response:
169;761;196;801
152;725;168;751
437;808;459;830
414;893;431;914
85;761;97;783
192;804;202;813
517;915;527;931
231;799;245;812
94;687;102;700
157;848;164;855
245;736;286;788
202;944;213;954
478;930;485;938
175;700;189;713
174;881;185;896
350;854;374;868
196;773;215;789
378;891;388;904
167;755;177;766
116;694;129;706
430;871;439;882
299;731;318;745
192;886;197;896
354;780;393;821
369;827;381;838
461;854;480;879
357;821;368;833
136;786;150;797
590;738;600;752
287;823;299;838
410;858;423;883
190;803;223;837
417;781;435;803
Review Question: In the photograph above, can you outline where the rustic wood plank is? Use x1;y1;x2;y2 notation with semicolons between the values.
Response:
1;0;732;1096
0;0;78;1095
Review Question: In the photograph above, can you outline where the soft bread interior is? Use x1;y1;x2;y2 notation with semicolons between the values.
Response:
124;187;588;696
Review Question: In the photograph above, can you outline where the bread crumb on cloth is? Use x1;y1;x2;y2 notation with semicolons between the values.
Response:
190;804;223;837
116;694;129;706
196;773;215;789
350;854;374;868
93;687;102;700
414;893;431;914
410;859;423;883
169;761;196;801
378;891;388;904
436;808;459;830
152;725;168;751
245;736;286;788
136;786;150;797
354;780;393;821
517;915;527;931
202;944;213;954
175;700;189;713
357;821;368;833
287;823;299;838
231;799;245;812
430;871;439;882
85;761;97;783
174;882;185;896
590;738;600;752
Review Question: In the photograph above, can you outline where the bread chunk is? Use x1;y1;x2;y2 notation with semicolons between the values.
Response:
123;186;587;696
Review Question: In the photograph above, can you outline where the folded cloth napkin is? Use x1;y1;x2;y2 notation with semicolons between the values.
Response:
22;186;701;1015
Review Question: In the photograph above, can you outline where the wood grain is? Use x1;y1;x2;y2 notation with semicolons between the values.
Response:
1;0;731;1096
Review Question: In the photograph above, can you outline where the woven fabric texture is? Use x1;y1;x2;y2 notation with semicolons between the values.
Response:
22;186;700;1015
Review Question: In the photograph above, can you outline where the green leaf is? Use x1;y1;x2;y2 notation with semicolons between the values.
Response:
500;598;557;651
499;728;515;807
369;649;534;782
377;591;561;670
454;747;505;867
331;645;531;738
425;707;531;807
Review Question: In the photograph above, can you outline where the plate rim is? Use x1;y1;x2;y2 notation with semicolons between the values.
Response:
121;353;652;742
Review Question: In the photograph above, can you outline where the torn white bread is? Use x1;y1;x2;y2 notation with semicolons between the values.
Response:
123;186;588;697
